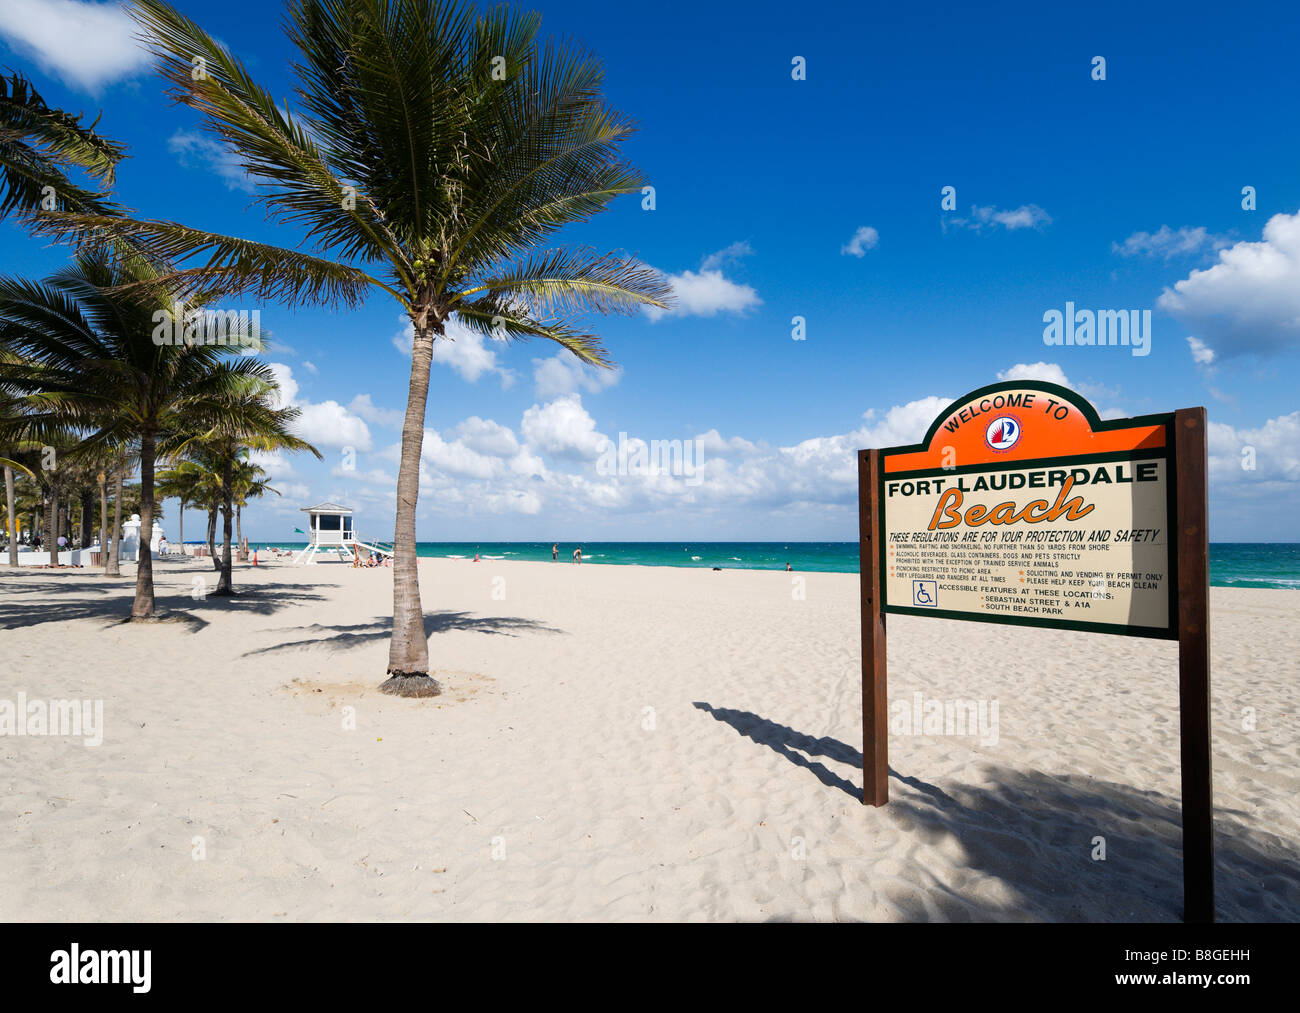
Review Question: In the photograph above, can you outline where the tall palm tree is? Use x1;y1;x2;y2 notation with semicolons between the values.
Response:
197;392;319;597
231;457;277;553
158;456;221;564
0;252;299;617
0;70;124;221
40;0;672;694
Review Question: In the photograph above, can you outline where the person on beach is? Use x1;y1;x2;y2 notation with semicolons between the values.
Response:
552;543;558;561
573;547;582;565
786;562;791;571
159;536;169;556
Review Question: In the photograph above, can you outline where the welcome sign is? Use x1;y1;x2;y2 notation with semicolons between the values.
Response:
856;381;1213;922
877;382;1176;638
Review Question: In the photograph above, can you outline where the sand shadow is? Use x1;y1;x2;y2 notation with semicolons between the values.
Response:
694;702;1300;922
0;576;329;632
242;610;565;657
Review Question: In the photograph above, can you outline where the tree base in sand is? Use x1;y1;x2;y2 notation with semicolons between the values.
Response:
379;673;443;697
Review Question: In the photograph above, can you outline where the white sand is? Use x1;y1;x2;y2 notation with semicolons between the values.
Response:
1;556;1297;921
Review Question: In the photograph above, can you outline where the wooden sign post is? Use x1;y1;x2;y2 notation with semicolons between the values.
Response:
858;381;1213;922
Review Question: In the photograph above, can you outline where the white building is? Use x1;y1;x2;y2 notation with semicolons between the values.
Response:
291;502;356;564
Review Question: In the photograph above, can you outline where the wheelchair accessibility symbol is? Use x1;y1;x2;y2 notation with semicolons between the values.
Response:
912;580;938;607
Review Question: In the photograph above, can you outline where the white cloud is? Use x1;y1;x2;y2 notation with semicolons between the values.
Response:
280;369;1295;540
1112;225;1229;260
348;393;403;428
695;429;757;456
267;361;372;451
645;243;761;321
532;352;621;399
701;241;754;271
946;204;1052;233
420;428;501;479
391;315;517;387
302;360;318;374
1186;336;1216;367
520;394;607;460
1157;209;1300;358
295;401;371;452
1208;411;1300;484
841;226;879;257
997;361;1072;388
167;131;256;194
448;416;520;458
0;0;150;92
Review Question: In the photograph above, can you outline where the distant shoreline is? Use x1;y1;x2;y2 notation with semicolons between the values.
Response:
206;541;1300;590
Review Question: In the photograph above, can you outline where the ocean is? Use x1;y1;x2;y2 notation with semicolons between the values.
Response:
232;540;1300;590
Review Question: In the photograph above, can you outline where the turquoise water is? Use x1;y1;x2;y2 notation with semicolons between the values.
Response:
230;540;1300;590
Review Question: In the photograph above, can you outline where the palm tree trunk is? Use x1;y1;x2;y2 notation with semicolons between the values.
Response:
381;321;440;696
4;465;16;567
97;472;108;574
106;467;123;577
236;503;242;551
79;490;93;549
178;497;185;555
131;431;157;618
206;506;219;570
45;487;57;568
214;456;234;596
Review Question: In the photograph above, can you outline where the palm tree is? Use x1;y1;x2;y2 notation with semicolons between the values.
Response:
231;457;278;553
41;0;672;694
158;456;221;564
197;390;319;597
0;70;124;221
0;252;300;617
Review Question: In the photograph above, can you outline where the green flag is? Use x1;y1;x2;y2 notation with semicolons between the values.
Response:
294;527;305;534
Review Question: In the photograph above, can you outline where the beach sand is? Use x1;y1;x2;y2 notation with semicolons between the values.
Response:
2;556;1297;922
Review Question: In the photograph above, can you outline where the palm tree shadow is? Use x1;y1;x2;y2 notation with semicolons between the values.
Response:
0;577;330;632
693;702;1300;922
243;610;565;657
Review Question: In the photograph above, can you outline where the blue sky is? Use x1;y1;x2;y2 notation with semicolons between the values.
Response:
3;0;1298;541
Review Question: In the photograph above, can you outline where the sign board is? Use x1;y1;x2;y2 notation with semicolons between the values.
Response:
857;381;1213;922
879;382;1176;638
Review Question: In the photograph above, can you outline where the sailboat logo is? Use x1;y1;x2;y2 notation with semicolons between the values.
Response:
985;415;1021;451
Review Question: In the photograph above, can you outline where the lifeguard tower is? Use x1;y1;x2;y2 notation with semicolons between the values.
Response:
290;502;394;565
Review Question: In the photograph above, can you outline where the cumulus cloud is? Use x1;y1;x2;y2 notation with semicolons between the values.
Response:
645;243;761;321
1157;210;1300;358
520;394;608;459
348;393;403;429
946;204;1052;233
997;361;1072;388
532;352;621;399
168;131;256;194
276;366;1296;539
841;226;879;257
267;361;372;451
1112;225;1229;260
0;0;150;91
1186;336;1216;367
700;241;754;271
1208;411;1300;484
391;315;517;387
449;416;520;458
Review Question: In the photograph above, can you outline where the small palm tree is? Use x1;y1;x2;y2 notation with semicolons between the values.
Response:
231;457;278;551
158;456;221;563
41;0;672;694
0;252;305;617
0;70;124;220
197;392;319;596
